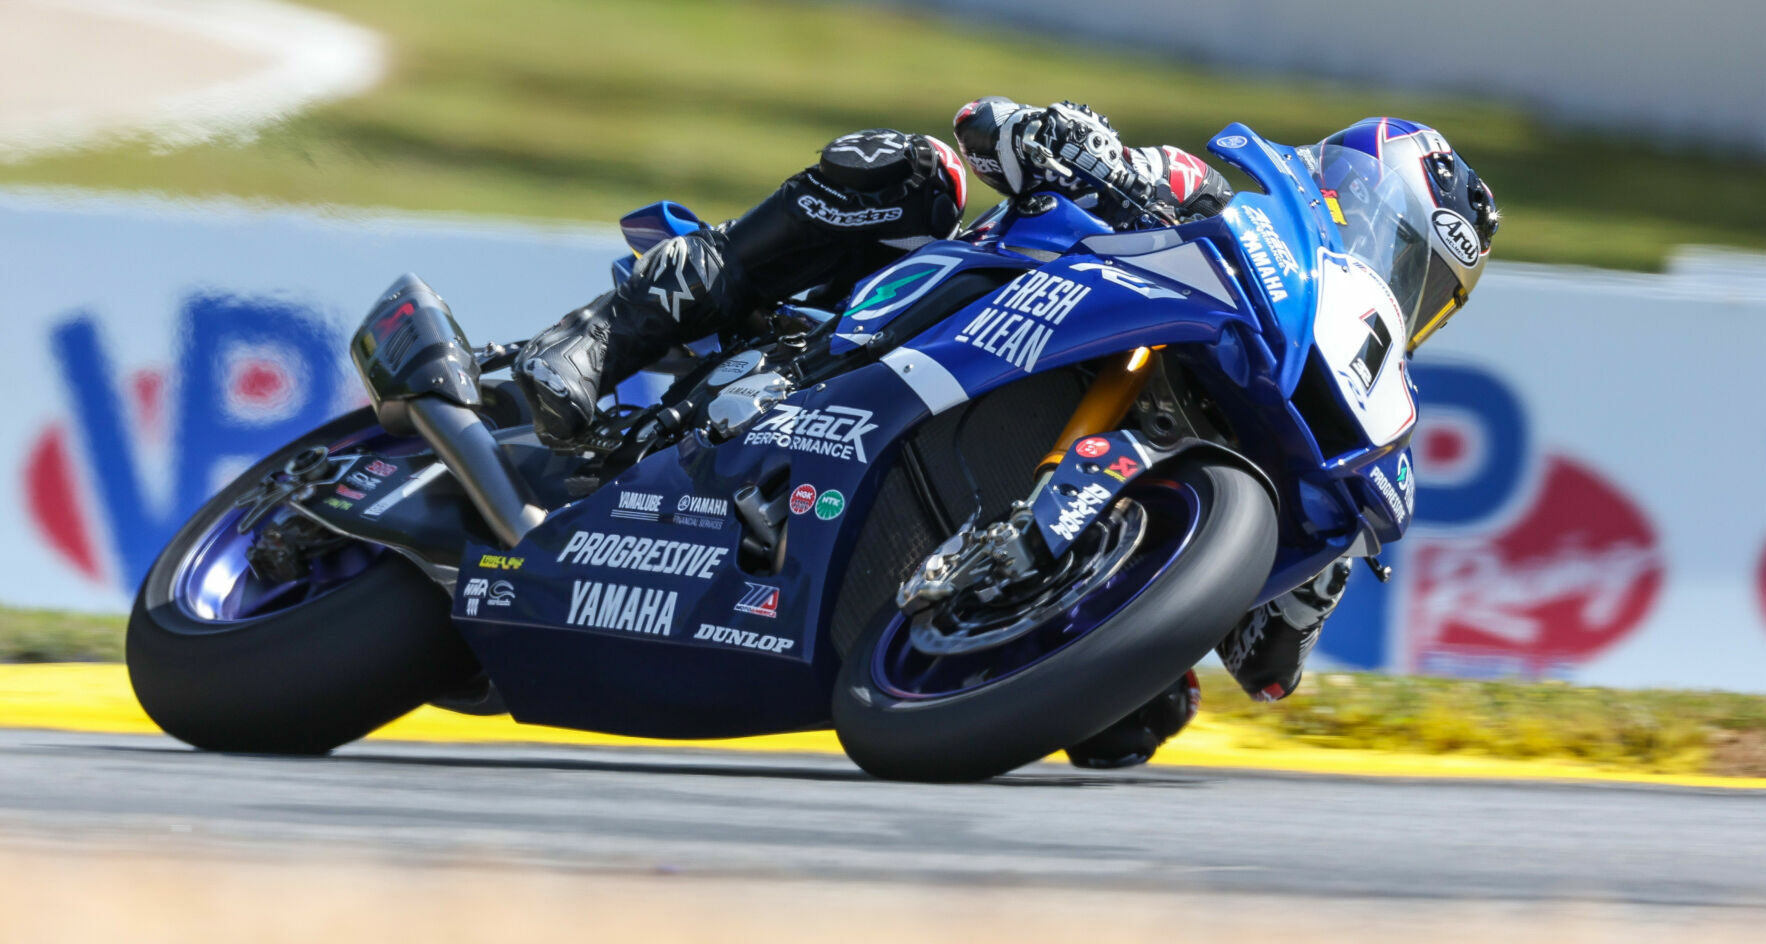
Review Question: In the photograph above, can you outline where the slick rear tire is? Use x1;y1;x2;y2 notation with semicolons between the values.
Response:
127;411;481;755
832;462;1276;783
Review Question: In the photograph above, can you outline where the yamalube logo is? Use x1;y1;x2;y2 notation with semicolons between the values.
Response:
611;491;663;522
1431;209;1481;267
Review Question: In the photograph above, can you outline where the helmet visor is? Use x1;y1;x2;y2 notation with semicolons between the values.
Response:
1298;143;1447;346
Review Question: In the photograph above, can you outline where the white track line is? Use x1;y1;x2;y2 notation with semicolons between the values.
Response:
0;0;384;161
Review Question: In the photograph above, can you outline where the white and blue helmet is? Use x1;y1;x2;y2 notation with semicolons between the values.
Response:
1324;118;1499;350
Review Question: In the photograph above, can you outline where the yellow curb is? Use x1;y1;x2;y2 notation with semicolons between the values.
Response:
5;663;1764;790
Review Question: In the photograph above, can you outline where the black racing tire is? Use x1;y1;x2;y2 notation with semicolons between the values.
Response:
832;461;1277;782
126;410;481;754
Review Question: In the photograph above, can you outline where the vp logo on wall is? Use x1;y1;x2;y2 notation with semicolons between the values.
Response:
1324;364;1664;680
26;296;348;592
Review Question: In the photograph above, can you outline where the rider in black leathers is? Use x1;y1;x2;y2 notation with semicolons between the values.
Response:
513;97;1335;767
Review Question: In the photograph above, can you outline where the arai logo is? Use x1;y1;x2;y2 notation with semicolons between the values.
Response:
1431;209;1481;267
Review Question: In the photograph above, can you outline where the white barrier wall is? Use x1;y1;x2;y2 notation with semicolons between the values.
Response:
850;0;1766;151
0;188;628;614
4;188;1765;690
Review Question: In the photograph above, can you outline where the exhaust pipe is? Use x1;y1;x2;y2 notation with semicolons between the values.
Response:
407;397;546;547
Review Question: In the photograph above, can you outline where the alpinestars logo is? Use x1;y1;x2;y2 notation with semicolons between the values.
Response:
1051;483;1114;541
638;238;696;321
734;582;780;618
796;195;903;228
826;131;907;164
744;404;878;462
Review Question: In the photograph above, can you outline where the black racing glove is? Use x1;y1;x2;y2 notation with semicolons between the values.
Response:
1019;102;1162;218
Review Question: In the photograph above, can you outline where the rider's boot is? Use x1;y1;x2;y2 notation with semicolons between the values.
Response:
1065;669;1201;769
1064;558;1352;768
513;230;736;452
1216;557;1354;701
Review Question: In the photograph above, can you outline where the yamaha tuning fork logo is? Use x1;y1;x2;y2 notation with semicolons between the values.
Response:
1326;364;1664;679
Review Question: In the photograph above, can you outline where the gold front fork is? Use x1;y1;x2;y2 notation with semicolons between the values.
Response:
1036;347;1155;474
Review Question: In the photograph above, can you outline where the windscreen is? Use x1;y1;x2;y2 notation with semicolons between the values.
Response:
1296;144;1437;340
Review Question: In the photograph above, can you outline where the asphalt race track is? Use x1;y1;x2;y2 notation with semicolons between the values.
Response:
1;727;1763;941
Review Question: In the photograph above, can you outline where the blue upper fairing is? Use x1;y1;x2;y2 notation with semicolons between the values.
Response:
1205;124;1344;398
981;195;1113;257
896;238;1261;404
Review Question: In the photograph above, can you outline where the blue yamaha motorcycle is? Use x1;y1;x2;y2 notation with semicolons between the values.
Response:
127;124;1430;781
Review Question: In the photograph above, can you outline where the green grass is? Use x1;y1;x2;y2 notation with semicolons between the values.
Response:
1198;668;1766;776
0;607;126;664
2;0;1763;270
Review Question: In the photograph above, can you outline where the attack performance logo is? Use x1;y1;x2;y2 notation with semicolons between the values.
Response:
744;404;878;463
1324;364;1664;680
27;295;346;593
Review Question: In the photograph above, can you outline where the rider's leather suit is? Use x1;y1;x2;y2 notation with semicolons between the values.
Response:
511;98;1340;764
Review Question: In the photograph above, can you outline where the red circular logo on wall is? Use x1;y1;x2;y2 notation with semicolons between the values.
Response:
1406;456;1664;677
1076;437;1111;459
788;484;817;515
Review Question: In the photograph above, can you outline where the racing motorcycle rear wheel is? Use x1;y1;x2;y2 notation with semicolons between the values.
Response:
126;409;481;754
832;460;1276;782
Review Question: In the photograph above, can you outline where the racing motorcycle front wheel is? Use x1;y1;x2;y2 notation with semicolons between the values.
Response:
833;460;1277;782
126;409;481;754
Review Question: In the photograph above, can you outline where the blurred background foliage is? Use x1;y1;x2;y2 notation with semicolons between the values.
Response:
1;0;1762;270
